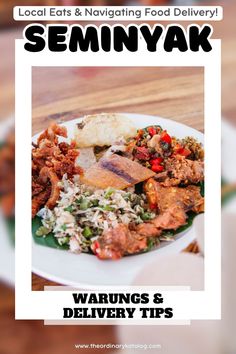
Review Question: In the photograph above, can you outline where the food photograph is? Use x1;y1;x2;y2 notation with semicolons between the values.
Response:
31;66;204;289
1;1;236;353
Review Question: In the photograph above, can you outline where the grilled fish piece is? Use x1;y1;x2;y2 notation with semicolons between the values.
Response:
81;154;155;190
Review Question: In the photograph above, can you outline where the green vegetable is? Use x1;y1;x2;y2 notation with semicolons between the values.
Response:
64;205;74;213
61;224;67;231
36;226;51;237
82;226;93;238
91;199;99;207
77;198;91;210
140;212;154;221
124;192;131;201
145;237;159;252
58;236;70;245
199;180;205;197
104;188;115;199
84;191;91;197
80;200;91;210
75;196;83;204
102;205;115;212
161;141;170;151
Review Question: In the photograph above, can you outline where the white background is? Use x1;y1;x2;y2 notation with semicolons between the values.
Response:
15;37;221;321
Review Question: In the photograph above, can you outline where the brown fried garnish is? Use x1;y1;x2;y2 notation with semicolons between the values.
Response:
39;167;61;210
32;189;51;219
32;122;82;218
37;122;67;145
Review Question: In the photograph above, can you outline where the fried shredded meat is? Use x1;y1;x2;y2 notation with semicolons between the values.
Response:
32;123;82;218
39;167;61;209
32;189;51;219
91;178;204;259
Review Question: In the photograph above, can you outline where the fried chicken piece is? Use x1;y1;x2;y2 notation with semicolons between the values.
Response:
151;205;187;230
156;155;204;187
91;224;148;260
134;222;160;237
144;178;204;214
91;208;186;260
92;179;204;259
39;167;61;209
91;215;170;260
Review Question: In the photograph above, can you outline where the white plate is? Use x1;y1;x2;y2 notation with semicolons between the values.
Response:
32;113;204;288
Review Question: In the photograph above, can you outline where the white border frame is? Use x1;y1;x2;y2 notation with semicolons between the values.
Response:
15;38;221;321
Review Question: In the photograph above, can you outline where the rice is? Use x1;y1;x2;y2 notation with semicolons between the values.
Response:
37;175;155;253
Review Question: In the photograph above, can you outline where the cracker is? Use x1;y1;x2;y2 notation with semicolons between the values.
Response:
75;113;136;147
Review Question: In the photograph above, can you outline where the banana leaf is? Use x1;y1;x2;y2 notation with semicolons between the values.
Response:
32;216;69;250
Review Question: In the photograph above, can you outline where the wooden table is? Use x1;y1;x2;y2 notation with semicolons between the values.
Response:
32;66;204;135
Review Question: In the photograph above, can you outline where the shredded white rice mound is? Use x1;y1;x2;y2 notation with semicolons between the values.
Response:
37;175;155;253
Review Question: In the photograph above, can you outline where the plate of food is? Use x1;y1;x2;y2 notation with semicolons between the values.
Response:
32;113;204;288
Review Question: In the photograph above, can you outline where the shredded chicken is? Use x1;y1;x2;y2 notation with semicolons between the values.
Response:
91;178;204;259
32;123;82;218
